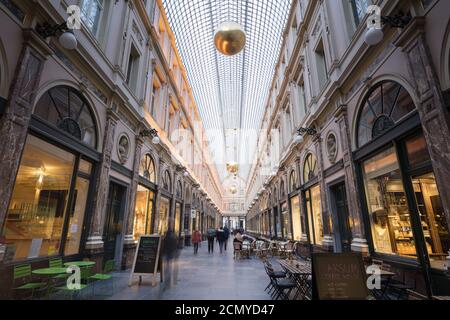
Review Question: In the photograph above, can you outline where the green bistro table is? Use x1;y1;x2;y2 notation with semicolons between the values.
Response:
64;261;96;268
32;267;69;299
32;267;68;276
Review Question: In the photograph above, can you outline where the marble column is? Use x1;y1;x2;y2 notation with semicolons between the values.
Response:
394;17;450;230
313;135;334;250
123;133;144;244
85;108;119;252
333;104;368;253
0;30;52;228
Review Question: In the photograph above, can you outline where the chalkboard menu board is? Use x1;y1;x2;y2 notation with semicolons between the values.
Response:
312;252;370;300
129;235;162;286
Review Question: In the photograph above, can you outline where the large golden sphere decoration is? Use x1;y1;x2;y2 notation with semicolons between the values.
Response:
226;161;239;174
214;22;246;56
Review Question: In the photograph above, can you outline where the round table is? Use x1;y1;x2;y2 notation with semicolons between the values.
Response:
32;267;68;275
63;261;96;267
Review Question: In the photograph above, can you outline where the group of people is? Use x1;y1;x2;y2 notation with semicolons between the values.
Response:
191;226;246;255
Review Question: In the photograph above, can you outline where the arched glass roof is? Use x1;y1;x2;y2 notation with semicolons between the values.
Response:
162;0;292;180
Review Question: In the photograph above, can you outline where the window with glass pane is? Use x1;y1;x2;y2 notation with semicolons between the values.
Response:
303;153;318;184
34;86;97;148
406;134;431;167
133;185;154;240
281;202;291;239
158;196;170;235
413;174;449;269
363;147;417;257
3;135;75;260
305;185;323;244
175;202;182;236
139;154;156;182
81;0;104;35
64;176;89;255
290;196;302;240
350;0;371;25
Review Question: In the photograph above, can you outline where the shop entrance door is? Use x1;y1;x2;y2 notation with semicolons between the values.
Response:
331;182;352;252
103;182;126;264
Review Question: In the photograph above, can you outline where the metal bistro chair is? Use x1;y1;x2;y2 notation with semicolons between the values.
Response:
233;242;242;260
12;264;47;300
268;241;279;257
264;262;295;300
88;259;115;296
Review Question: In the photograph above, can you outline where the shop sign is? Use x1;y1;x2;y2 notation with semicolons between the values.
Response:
129;235;162;287
312;252;370;300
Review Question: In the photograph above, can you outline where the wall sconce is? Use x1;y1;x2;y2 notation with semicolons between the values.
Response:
140;128;160;144
36;22;77;50
294;126;317;143
365;12;411;46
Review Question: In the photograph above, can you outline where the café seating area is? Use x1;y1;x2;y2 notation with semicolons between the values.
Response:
11;258;116;300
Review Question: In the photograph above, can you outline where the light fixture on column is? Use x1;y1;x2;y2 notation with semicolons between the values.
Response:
214;22;246;56
364;12;411;46
183;170;189;177
226;161;239;174
140;128;160;144
36;22;77;50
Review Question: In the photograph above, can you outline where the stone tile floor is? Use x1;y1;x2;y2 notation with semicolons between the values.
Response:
49;240;272;300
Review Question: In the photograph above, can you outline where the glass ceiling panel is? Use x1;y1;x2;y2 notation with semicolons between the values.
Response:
162;0;292;181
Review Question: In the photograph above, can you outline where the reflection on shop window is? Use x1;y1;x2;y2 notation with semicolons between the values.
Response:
158;196;170;235
2;135;75;260
64;176;90;255
290;196;302;240
133;185;154;240
363;147;417;258
305;185;323;244
413;173;450;269
281;202;291;239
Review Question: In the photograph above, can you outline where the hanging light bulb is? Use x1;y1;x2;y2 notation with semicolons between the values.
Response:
183;170;189;177
294;134;304;144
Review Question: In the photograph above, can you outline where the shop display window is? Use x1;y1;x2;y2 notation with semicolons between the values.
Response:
281;202;291;239
305;185;323;244
158;196;170;235
290;196;302;241
133;185;154;239
363;147;417;257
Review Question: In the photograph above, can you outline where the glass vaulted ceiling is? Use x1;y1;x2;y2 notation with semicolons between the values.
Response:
162;0;292;181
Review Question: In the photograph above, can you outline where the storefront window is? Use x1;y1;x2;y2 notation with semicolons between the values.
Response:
133;185;154;240
174;202;182;236
363;147;417;257
64;176;90;255
281;202;291;239
290;196;302;241
2;135;75;260
158;196;170;235
305;185;323;244
413;173;450;270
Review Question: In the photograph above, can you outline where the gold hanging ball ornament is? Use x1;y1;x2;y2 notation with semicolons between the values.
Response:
214;22;246;56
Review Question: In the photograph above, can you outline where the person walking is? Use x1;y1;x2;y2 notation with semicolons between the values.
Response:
216;226;226;254
206;227;216;253
223;225;230;251
192;229;202;254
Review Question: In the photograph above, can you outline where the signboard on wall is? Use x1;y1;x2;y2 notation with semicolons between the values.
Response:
128;235;163;287
312;252;370;300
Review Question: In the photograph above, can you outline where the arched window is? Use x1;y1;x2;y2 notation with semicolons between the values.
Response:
280;180;285;198
139;154;156;183
303;153;317;184
357;81;416;147
34;86;97;148
289;170;297;192
162;170;171;191
176;180;183;198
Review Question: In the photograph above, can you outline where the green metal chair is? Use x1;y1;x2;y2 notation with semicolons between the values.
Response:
13;264;47;299
49;258;70;279
88;259;115;296
55;266;92;300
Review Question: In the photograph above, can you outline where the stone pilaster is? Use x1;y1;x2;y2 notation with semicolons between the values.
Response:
333;104;368;253
124;133;144;242
0;30;52;229
394;17;450;231
85;108;119;251
313;135;334;250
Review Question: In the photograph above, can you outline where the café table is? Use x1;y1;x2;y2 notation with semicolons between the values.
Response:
277;259;312;300
63;261;96;268
32;267;68;299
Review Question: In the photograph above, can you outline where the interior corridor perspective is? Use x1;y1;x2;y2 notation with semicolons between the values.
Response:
0;0;450;302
